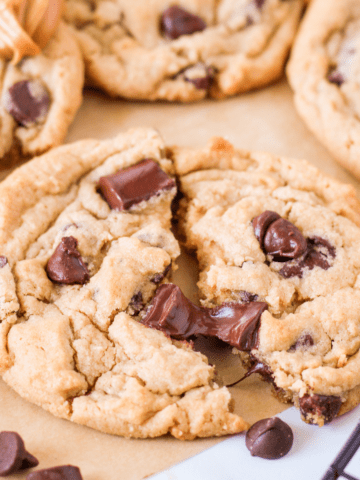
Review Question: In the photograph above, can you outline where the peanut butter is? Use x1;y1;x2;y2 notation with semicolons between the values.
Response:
0;0;63;63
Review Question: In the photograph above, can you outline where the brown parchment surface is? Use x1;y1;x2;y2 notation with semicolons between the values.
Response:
1;78;360;480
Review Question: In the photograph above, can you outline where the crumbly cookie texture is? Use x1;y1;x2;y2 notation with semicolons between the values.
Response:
172;136;360;426
287;0;360;179
63;0;304;101
0;22;84;170
0;128;248;439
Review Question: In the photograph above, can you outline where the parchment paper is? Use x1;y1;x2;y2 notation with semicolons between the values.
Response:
2;78;360;480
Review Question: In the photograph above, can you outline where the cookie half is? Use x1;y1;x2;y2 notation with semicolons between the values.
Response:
172;136;360;426
287;0;360;179
64;0;304;101
0;22;84;170
0;128;248;439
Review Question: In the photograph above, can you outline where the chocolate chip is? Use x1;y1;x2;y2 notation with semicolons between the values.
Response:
4;80;50;127
288;334;314;352
0;431;38;476
26;465;83;480
245;417;293;459
299;394;342;425
253;211;281;247
279;236;335;279
160;6;206;40
151;263;172;284
142;283;268;351
183;64;214;90
328;70;344;86
46;236;90;285
98;159;176;211
129;291;144;316
239;291;259;303
0;256;7;268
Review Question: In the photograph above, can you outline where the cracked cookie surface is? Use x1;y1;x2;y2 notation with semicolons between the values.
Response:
0;22;84;170
287;0;360;179
0;128;247;439
172;136;360;426
63;0;304;101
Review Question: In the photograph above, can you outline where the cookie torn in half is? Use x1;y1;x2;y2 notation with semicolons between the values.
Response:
172;136;360;427
0;128;248;439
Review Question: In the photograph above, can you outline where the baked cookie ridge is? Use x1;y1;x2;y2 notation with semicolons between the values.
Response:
171;136;360;427
0;128;248;439
64;0;305;101
287;0;360;179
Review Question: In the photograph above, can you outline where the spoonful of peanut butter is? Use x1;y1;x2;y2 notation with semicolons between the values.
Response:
0;0;63;63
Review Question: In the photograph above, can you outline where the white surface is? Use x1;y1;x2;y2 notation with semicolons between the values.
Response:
152;406;360;480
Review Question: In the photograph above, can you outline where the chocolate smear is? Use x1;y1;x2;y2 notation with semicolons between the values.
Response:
4;80;50;127
245;417;293;459
46;236;90;285
161;6;206;40
142;284;268;351
0;431;38;476
26;465;83;480
299;394;342;425
98;159;175;211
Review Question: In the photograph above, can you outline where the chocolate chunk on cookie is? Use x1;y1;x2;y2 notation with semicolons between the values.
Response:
46;237;90;285
161;6;206;40
98;159;176;211
4;80;50;127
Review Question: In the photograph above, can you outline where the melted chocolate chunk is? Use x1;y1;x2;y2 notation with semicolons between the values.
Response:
27;465;83;480
0;256;7;268
183;64;214;90
0;431;38;476
299;394;342;424
328;70;345;86
46;237;90;285
280;236;335;279
129;292;144;316
288;333;314;352
151;263;172;284
142;284;268;351
245;417;293;459
4;80;50;127
161;6;206;40
98;159;175;211
243;358;274;383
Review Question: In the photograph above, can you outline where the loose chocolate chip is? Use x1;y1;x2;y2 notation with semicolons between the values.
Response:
142;283;268;351
246;417;293;459
328;70;345;86
288;333;314;352
151;263;172;284
160;6;206;40
26;465;83;480
299;394;342;425
0;431;38;476
279;236;335;279
0;256;7;268
183;64;214;90
98;159;176;211
4;80;50;127
46;236;90;285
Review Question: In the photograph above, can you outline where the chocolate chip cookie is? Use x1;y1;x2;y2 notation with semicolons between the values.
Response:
171;136;360;426
0;13;84;169
0;128;248;439
287;0;360;179
64;0;305;101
